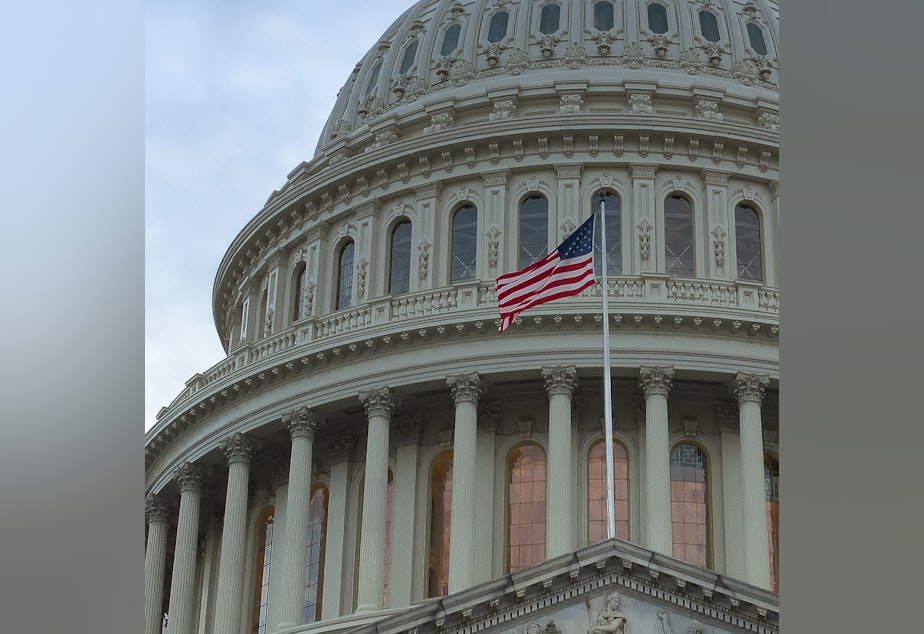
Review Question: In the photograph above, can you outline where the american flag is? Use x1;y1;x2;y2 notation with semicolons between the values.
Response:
496;214;596;332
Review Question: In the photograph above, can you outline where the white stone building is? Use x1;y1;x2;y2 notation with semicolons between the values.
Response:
144;1;780;634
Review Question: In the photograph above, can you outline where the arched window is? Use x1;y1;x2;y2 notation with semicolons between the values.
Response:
506;443;547;573
670;444;710;567
592;190;621;275
594;1;615;31
647;3;669;35
427;451;453;598
356;469;395;609
746;22;768;56
302;485;328;624
664;195;694;277
336;240;355;310
451;204;477;282
519;195;549;269
487;11;510;43
388;220;412;295
293;264;308;321
765;454;780;592
365;60;382;96
587;440;630;542
734;204;763;281
399;40;419;74
250;507;274;634
441;23;462;57
698;11;721;43
539;3;561;35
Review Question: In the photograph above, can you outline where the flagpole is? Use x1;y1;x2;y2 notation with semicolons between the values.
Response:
598;196;617;540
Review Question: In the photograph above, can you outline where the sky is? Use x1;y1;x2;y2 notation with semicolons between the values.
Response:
145;0;417;432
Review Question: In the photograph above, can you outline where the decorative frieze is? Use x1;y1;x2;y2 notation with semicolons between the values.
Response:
628;93;653;114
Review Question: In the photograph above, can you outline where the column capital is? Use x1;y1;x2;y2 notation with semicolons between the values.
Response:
145;493;170;524
732;373;770;405
359;386;399;418
175;462;207;493
219;432;262;464
639;366;674;397
542;366;578;398
714;400;740;431
327;432;357;462
394;412;424;446
272;456;291;487
477;401;501;432
447;373;484;406
283;406;322;440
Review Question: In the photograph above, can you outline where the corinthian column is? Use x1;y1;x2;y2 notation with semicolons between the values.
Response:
276;407;321;630
447;373;483;593
355;387;398;612
542;366;578;557
167;462;206;634
144;494;170;634
212;433;261;634
639;366;674;556
732;373;772;589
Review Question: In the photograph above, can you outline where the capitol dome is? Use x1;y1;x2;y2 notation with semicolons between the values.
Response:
145;1;780;634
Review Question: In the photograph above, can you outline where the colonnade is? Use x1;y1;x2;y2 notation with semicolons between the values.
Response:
144;369;773;634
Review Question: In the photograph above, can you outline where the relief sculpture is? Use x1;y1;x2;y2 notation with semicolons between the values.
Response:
587;591;628;634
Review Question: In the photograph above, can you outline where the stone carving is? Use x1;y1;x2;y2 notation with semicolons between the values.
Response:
394;412;423;445
769;179;780;201
358;386;398;418
649;34;672;58
588;591;627;634
732;60;757;86
218;433;262;463
356;257;368;299
423;112;455;133
591;30;617;55
282;406;321;439
356;94;384;120
679;48;704;74
175;462;207;493
563;42;587;69
758;111;780;132
145;494;170;524
663;137;674;159
702;42;723;66
658;609;704;634
560;218;576;241
435;55;456;82
326;433;356;462
271;456;290;486
536;34;561;58
263;307;274;336
477;401;501;431
506;48;530;75
418;237;431;279
683;417;698;439
711;224;726;266
559;93;584;114
639;366;674;396
489;99;517;121
695;99;722;121
331;118;355;139
370;130;398;151
628;94;653;114
516;416;535;438
487;225;501;266
447;373;484;405
732;372;770;405
542;366;578;398
621;42;646;69
752;55;774;80
636;218;653;259
451;60;476;86
688;138;699;161
484;42;505;67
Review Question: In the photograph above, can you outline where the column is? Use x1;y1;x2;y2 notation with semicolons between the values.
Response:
447;373;483;593
474;402;499;583
639;366;674;556
144;494;170;634
716;400;745;580
167;462;206;634
732;373;772;589
390;413;423;607
542;366;578;558
213;433;261;634
266;457;289;633
356;387;398;612
276;407;321;629
321;434;356;619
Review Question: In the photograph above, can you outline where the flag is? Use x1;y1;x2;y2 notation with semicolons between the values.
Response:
495;214;596;332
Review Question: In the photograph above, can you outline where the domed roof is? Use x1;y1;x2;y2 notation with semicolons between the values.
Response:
314;0;779;157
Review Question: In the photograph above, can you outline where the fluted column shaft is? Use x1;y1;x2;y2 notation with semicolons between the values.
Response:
734;373;773;589
276;408;320;629
321;434;355;620
640;366;674;555
447;374;483;593
543;366;577;557
213;434;260;634
167;463;206;634
356;387;397;612
144;494;170;634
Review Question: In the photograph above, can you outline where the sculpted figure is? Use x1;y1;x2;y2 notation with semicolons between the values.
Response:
589;591;627;634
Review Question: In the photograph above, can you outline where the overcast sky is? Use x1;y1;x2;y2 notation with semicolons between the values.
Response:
145;0;416;431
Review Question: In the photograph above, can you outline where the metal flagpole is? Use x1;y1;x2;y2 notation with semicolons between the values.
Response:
598;196;617;539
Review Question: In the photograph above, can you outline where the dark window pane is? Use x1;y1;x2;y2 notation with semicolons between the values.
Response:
747;22;768;55
488;11;509;43
399;40;418;74
664;195;694;277
336;241;354;310
302;486;328;624
365;61;381;96
294;266;307;321
441;23;461;57
594;1;615;31
451;205;477;282
699;11;720;43
648;3;668;35
519;195;548;268
389;220;412;294
539;4;560;35
735;204;763;281
592;191;621;275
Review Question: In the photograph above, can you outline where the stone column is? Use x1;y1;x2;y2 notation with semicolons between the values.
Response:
355;387;398;612
542;366;578;558
716;401;745;580
321;434;355;619
213;433;261;634
390;413;423;607
447;373;484;593
276;407;321;629
474;402;499;583
265;457;290;633
732;373;772;589
167;462;206;634
639;366;674;556
144;494;170;634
